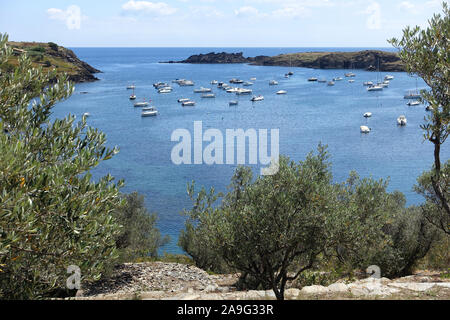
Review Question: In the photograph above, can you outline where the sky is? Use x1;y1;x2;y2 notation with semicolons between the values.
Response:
0;0;447;47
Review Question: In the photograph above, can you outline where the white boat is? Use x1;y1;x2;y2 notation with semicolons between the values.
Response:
201;93;216;98
226;87;240;93
134;100;150;107
397;115;407;126
250;77;257;81
251;95;264;102
182;101;196;107
154;82;169;89
83;112;91;118
276;90;287;95
269;80;278;85
308;77;318;82
367;85;383;91
378;82;389;88
333;77;343;81
345;72;356;77
327;81;335;86
210;80;218;85
236;88;253;95
404;91;421;99
158;88;172;94
364;112;372;118
230;78;244;84
141;107;158;117
229;101;238;106
178;98;190;103
385;75;394;81
407;100;421;106
243;81;254;86
363;81;374;86
194;87;212;93
177;79;195;86
360;126;371;133
127;85;135;90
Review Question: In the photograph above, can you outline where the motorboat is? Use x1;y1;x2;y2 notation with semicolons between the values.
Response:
250;77;257;81
236;88;253;95
127;85;135;90
367;85;383;91
243;82;254;86
276;90;287;95
318;79;327;83
287;72;294;76
397;115;407;126
177;79;195;86
333;77;343;81
153;82;169;89
182;101;196;107
158;88;172;94
327;81;335;86
269;80;279;85
363;81;374;86
201;93;216;98
229;101;239;106
407;100;421;106
378;82;389;88
230;78;244;84
194;87;212;93
385;75;394;81
134;100;150;107
226;87;240;93
404;91;421;99
178;98;190;103
210;80;218;85
360;126;371;133
345;72;356;77
141;107;158;117
364;112;372;118
308;77;318;82
251;95;264;102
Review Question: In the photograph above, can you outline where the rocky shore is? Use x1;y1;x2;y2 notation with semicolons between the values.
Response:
163;50;405;72
74;262;450;300
6;41;100;83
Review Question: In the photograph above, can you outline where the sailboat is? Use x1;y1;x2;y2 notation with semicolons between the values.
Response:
129;87;136;100
367;58;383;92
404;76;421;99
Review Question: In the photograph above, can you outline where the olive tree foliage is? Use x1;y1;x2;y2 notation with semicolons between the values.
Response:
389;2;450;234
114;192;170;262
0;33;124;299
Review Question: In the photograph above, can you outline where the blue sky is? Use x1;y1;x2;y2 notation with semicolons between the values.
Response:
0;0;447;47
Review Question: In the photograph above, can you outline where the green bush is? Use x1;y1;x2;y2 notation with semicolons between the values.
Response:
29;46;45;53
48;42;58;51
114;192;170;262
0;33;123;299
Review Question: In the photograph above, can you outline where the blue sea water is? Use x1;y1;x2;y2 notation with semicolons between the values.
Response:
51;47;449;253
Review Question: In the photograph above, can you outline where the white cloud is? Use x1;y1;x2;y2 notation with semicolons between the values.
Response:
398;1;418;14
271;6;309;18
47;5;82;30
234;6;264;17
364;2;381;30
122;1;177;15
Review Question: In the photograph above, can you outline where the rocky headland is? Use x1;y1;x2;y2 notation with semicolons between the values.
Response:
5;41;100;83
163;50;405;72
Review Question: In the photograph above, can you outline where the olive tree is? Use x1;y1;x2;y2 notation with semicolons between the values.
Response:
389;2;450;234
0;33;123;299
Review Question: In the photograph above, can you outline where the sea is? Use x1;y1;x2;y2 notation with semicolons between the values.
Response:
51;47;449;253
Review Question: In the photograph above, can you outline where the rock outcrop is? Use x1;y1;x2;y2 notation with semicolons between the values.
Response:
165;50;405;72
74;263;450;300
6;41;100;83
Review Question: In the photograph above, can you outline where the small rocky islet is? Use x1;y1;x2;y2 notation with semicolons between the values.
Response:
163;50;405;72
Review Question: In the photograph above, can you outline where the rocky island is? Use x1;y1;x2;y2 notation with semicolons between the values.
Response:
4;41;100;83
163;50;405;72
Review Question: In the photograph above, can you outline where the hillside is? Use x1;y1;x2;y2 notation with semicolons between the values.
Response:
165;50;405;72
3;41;100;83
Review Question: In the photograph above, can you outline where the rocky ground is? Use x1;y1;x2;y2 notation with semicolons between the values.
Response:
75;262;450;300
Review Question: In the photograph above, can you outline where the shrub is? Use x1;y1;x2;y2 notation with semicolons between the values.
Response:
114;192;170;262
29;46;45;53
0;33;123;299
48;42;58;51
